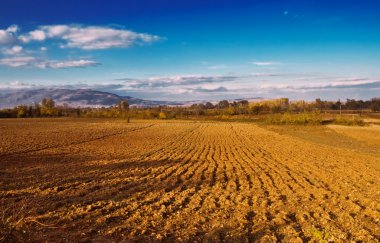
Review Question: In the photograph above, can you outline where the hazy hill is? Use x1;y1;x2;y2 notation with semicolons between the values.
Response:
0;89;181;108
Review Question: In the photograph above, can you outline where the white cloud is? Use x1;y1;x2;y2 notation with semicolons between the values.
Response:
2;45;23;55
256;79;380;92
190;86;229;93
25;30;46;42
46;25;69;36
47;60;99;69
114;73;295;92
251;61;281;66
0;24;159;71
0;25;19;45
125;74;238;89
112;73;380;100
0;56;35;67
1;74;379;102
0;56;99;69
6;25;19;33
0;80;36;90
249;72;282;77
19;30;45;42
19;24;160;50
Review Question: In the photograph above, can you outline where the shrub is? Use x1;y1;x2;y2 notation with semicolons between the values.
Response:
263;112;323;125
333;116;366;126
158;112;167;119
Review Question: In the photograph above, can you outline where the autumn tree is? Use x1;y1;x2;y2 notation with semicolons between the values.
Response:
41;97;57;116
42;97;55;109
236;100;249;114
205;102;214;109
118;100;130;122
190;103;206;116
158;112;167;119
370;98;380;112
16;105;27;118
217;100;230;109
315;98;325;110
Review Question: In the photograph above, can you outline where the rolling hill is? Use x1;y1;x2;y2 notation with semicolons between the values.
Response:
0;89;182;108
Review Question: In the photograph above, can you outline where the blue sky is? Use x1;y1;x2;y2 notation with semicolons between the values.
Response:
0;0;380;101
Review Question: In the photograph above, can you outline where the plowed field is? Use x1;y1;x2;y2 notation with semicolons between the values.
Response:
1;119;379;242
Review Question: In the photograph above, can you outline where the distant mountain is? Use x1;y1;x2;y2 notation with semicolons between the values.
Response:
180;97;265;106
0;89;182;109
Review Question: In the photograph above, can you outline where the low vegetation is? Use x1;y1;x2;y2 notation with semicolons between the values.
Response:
332;116;366;126
0;97;378;126
262;112;324;125
260;112;366;126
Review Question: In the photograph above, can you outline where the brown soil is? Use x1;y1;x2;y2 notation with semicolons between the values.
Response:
1;118;379;242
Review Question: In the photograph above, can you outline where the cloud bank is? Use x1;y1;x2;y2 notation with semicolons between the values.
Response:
0;24;160;69
1;45;23;55
251;61;281;66
0;25;19;45
0;56;99;69
18;25;160;50
2;73;378;101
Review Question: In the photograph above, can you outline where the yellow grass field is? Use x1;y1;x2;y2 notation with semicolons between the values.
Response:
1;119;379;242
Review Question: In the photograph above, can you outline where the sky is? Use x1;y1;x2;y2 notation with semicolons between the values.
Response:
0;0;380;101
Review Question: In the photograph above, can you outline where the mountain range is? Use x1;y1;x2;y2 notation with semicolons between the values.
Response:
0;88;265;109
0;89;183;109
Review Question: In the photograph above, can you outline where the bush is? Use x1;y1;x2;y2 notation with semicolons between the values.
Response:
158;112;167;119
263;112;323;125
262;112;366;126
332;116;366;126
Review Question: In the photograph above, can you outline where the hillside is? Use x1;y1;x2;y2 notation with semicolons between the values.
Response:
0;89;181;108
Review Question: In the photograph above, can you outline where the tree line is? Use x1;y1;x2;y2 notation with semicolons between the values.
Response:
0;97;379;119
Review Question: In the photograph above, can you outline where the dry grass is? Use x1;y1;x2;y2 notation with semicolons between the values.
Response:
259;112;366;126
328;124;380;147
1;118;379;241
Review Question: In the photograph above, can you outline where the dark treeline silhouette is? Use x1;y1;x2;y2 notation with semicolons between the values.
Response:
1;97;379;119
